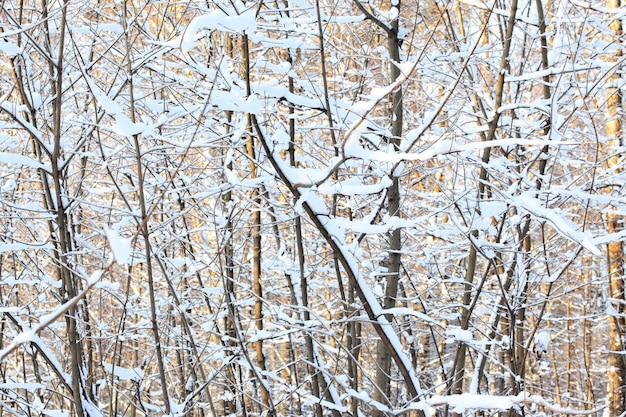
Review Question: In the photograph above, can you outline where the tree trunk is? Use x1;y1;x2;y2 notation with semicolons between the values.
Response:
242;34;275;417
607;1;626;414
373;1;404;413
450;0;519;403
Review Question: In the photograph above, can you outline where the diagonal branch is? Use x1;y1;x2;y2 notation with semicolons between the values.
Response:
252;115;427;415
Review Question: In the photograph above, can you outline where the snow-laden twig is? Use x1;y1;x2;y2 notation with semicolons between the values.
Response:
512;193;602;256
397;392;605;415
0;265;110;363
253;116;429;414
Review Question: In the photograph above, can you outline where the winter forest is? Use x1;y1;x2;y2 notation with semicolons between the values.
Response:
2;0;626;416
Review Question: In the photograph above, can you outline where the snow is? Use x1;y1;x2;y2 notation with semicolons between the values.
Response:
0;242;52;253
445;328;474;344
331;217;390;234
427;393;516;413
271;131;430;407
253;83;325;110
41;410;69;417
104;226;133;265
174;9;258;52
591;228;626;246
278;157;344;187
0;382;45;390
0;41;21;57
344;388;390;412
318;175;392;196
0;151;49;172
398;391;603;414
11;329;36;346
110;114;151;137
480;200;508;218
381;307;446;327
96;23;124;34
294;187;330;220
0;103;50;153
0;2;621;415
87;270;104;286
102;362;144;382
348;137;575;163
513;194;602;256
534;330;550;356
80;70;154;137
606;300;620;317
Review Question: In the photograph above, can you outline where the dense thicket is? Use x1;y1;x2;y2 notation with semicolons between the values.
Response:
0;0;622;416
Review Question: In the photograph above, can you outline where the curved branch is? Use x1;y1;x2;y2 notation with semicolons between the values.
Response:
352;1;394;37
252;115;427;415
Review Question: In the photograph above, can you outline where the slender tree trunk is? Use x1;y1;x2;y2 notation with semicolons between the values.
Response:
451;0;519;400
282;11;304;413
222;35;237;414
222;117;238;416
373;2;404;413
49;2;89;415
607;214;625;414
242;33;275;417
583;292;595;409
122;3;171;414
607;1;626;414
218;32;244;416
250;170;270;414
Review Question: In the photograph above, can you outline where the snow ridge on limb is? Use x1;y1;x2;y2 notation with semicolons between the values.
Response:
512;193;602;256
252;115;429;416
0;268;107;363
0;221;133;364
399;392;605;415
